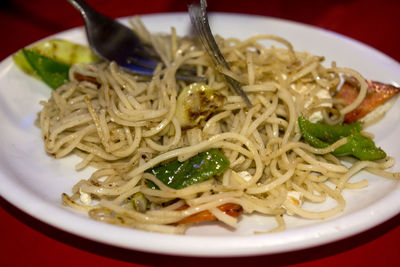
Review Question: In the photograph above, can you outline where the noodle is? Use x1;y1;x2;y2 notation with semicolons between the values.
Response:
37;18;399;234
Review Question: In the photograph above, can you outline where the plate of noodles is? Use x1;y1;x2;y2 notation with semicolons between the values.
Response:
0;12;399;257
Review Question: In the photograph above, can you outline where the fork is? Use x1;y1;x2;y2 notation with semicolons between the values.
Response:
188;0;252;106
67;0;202;82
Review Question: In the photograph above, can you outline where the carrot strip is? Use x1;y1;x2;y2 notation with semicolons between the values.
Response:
176;203;243;225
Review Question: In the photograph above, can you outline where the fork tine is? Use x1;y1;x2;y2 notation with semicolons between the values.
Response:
189;0;252;106
193;3;228;68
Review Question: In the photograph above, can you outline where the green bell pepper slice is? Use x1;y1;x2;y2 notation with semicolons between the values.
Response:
22;49;70;89
146;149;230;189
298;116;386;160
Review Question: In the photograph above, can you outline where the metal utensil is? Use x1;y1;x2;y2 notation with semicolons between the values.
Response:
68;0;203;82
188;0;252;106
67;0;160;76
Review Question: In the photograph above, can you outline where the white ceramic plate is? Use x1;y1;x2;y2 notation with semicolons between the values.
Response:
0;13;399;257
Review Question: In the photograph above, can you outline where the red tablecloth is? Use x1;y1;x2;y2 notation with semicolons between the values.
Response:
1;0;399;266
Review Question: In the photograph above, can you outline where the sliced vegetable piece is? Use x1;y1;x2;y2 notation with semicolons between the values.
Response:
13;39;98;89
13;49;40;78
333;132;387;160
300;115;362;144
336;79;400;123
298;116;386;160
22;49;70;89
146;148;230;189
176;203;243;225
175;83;226;128
13;39;97;74
28;39;98;64
125;192;148;213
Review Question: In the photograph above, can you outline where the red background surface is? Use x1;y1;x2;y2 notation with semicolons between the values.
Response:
0;0;399;266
